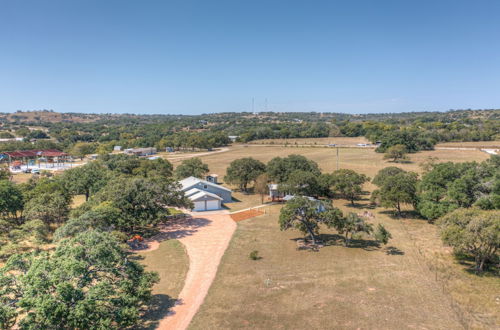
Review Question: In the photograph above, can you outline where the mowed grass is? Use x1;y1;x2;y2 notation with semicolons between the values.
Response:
188;145;498;329
135;240;189;329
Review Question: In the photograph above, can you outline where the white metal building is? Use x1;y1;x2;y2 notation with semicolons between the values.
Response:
184;188;223;211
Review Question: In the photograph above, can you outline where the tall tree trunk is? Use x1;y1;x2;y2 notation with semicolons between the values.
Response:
304;222;317;245
476;255;485;273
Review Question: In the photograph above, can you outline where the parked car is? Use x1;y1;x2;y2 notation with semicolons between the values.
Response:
31;168;40;174
22;168;32;173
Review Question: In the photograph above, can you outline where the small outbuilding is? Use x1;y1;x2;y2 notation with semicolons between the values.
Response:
205;174;219;184
268;183;284;201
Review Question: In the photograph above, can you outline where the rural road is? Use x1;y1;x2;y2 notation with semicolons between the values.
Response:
157;211;236;330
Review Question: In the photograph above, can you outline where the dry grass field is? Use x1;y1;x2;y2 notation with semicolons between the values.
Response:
135;240;189;330
248;136;370;145
187;144;498;329
196;144;490;182
436;141;500;148
191;202;499;329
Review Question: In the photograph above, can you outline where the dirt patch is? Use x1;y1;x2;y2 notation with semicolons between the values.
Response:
231;209;265;222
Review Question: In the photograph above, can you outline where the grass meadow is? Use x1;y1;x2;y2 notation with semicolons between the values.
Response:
188;144;498;329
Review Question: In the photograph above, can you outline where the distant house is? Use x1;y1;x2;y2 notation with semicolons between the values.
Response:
283;195;326;212
124;147;157;156
228;135;239;142
113;146;122;151
179;176;232;211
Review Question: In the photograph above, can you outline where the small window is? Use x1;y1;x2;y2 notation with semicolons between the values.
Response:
203;184;208;189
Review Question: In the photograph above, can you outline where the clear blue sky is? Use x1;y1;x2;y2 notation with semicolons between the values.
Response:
1;0;499;114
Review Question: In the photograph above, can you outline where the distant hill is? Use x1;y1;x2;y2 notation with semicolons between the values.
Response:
0;111;101;124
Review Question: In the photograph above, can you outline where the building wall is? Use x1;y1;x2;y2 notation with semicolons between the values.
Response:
191;182;232;203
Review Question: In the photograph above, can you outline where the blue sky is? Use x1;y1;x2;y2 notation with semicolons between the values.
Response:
1;0;499;114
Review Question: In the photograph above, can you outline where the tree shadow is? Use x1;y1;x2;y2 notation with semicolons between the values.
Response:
345;238;381;251
386;159;413;164
290;233;382;252
385;246;405;255
229;197;242;203
454;254;499;277
378;209;424;220
154;217;212;241
342;202;376;209
137;295;184;330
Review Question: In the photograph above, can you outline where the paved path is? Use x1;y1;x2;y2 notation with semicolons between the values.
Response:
157;211;236;330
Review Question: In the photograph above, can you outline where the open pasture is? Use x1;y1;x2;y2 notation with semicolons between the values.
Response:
248;136;370;146
436;141;500;149
187;144;498;329
196;144;490;182
190;201;499;329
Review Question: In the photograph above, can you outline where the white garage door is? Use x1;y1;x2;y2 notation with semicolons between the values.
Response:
193;201;206;211
206;200;220;210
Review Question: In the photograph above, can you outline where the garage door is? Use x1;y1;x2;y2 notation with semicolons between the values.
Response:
193;201;206;211
206;200;220;210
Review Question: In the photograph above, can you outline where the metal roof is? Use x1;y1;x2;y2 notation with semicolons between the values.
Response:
179;176;231;192
188;190;223;202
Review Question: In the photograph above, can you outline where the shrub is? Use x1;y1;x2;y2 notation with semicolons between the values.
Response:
249;250;260;260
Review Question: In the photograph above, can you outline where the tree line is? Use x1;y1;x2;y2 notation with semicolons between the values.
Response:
1;109;498;160
222;154;499;273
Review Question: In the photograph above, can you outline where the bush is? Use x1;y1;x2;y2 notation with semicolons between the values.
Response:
249;250;260;260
